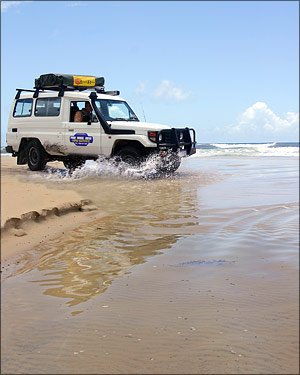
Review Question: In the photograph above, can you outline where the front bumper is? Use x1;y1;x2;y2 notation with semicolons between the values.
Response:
156;128;196;156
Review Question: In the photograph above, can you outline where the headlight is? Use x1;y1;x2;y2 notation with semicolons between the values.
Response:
148;131;157;143
158;133;163;142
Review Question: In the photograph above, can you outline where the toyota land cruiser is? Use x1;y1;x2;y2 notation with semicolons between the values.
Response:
6;74;196;172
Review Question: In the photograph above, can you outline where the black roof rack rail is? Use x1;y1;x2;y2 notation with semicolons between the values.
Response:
33;84;73;97
15;89;36;99
15;86;120;99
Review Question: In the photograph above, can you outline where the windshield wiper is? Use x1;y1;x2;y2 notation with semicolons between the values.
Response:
110;116;139;122
111;117;128;121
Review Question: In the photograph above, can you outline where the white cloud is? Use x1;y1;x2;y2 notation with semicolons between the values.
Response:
154;80;190;101
1;1;31;12
1;1;21;12
135;81;146;95
226;102;299;141
65;1;84;7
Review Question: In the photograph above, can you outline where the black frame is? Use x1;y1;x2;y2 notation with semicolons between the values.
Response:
15;86;120;99
156;128;197;155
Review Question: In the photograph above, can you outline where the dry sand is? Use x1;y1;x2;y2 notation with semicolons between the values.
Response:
1;157;105;262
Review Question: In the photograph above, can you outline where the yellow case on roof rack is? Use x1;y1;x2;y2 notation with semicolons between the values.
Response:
35;73;105;89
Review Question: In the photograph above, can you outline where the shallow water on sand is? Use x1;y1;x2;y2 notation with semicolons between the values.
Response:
2;156;299;374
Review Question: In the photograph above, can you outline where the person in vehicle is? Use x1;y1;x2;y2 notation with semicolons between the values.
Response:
74;101;92;122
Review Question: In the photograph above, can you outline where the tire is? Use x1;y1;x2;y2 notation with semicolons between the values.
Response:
115;146;143;166
63;158;85;172
27;140;47;171
158;152;181;173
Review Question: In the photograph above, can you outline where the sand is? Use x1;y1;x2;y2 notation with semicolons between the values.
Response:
1;155;299;374
1;157;105;262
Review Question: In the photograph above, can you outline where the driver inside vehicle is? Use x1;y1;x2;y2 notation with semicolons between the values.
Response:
74;101;93;122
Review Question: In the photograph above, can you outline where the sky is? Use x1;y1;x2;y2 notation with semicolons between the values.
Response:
1;0;299;145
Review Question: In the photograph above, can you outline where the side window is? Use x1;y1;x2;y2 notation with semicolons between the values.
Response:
35;98;61;117
70;101;96;122
70;101;81;122
13;99;33;117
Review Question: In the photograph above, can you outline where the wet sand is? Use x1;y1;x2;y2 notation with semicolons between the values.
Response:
1;155;299;374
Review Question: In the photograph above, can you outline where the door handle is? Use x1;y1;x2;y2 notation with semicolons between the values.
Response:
69;128;74;132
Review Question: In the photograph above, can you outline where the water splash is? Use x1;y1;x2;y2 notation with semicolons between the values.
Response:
36;154;179;182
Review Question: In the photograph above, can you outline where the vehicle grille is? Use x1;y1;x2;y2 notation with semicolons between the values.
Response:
157;128;196;154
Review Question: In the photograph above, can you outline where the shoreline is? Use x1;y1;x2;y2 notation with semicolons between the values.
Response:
1;157;106;264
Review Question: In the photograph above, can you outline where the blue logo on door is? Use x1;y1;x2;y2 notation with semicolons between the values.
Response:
70;133;94;146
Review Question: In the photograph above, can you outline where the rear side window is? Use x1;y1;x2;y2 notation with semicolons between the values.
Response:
35;98;61;117
13;99;33;117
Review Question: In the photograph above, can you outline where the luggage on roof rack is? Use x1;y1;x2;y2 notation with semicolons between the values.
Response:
35;73;105;89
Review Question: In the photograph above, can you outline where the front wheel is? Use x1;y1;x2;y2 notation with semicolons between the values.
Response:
157;152;181;173
27;140;47;171
115;146;143;166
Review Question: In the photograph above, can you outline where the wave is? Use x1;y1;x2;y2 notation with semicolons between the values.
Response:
194;142;299;157
210;142;276;149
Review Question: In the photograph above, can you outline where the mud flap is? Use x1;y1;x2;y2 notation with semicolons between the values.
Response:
17;147;28;165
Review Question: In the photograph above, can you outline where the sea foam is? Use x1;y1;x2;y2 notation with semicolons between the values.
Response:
193;142;299;157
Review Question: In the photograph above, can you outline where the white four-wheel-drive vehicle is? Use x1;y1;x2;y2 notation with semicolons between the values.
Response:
6;74;196;172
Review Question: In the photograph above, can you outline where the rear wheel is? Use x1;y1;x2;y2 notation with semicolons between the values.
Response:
27;140;47;171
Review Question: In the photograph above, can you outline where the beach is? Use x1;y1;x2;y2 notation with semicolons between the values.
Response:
1;147;299;374
1;157;106;262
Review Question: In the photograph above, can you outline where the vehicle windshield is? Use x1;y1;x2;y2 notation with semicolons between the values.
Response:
95;99;139;122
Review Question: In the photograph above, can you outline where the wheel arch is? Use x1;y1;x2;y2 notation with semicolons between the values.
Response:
111;140;152;157
18;137;45;152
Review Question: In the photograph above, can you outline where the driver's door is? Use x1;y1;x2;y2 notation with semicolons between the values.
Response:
64;100;102;156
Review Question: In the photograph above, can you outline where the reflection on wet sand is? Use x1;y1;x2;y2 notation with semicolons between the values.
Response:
2;158;299;375
16;176;202;308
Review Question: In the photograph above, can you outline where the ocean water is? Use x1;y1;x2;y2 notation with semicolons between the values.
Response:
196;142;299;157
2;142;299;374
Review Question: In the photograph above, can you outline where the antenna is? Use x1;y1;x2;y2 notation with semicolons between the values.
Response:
140;101;146;122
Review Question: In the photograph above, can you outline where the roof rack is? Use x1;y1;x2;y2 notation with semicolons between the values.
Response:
15;86;120;99
15;89;36;100
14;74;120;99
